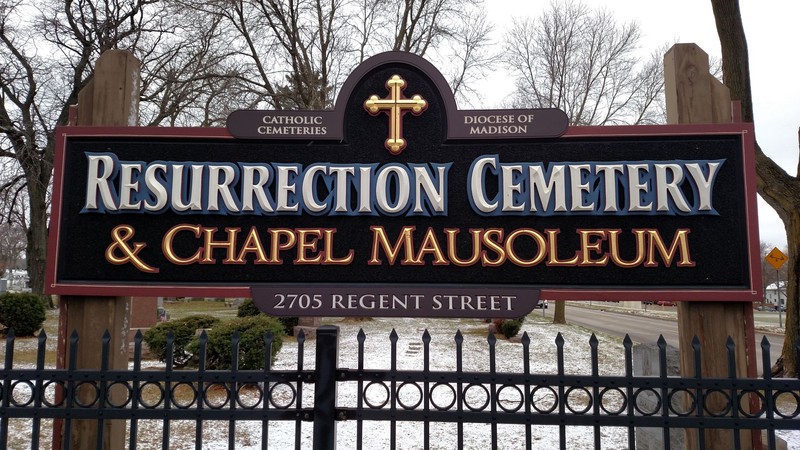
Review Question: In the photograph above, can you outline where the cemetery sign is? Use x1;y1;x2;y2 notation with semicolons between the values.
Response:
46;52;761;317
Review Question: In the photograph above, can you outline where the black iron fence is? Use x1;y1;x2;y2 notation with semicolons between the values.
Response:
0;325;798;449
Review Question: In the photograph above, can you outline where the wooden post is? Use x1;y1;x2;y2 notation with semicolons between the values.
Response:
54;50;140;450
664;43;755;450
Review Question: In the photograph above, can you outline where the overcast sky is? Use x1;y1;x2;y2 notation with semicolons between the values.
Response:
481;0;799;249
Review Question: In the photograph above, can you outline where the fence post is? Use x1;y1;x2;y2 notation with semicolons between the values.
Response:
53;49;140;450
664;43;754;450
314;325;339;450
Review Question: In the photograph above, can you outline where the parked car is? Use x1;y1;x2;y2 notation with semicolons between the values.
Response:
534;300;548;309
656;300;676;307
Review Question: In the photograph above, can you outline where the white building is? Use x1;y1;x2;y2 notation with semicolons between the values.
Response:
1;269;30;293
764;282;786;306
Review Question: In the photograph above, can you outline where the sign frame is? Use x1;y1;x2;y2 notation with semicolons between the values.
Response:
46;122;761;302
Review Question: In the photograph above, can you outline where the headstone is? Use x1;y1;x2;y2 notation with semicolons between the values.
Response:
633;342;684;450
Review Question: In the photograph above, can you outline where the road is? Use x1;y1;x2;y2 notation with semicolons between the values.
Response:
539;304;785;375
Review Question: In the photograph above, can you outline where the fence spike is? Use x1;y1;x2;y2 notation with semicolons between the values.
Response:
657;335;667;348
422;329;431;344
166;330;178;372
68;329;79;370
3;328;14;369
454;330;463;345
231;330;241;370
390;328;398;342
691;336;701;352
487;331;496;345
726;336;737;378
357;328;366;344
101;330;111;370
261;331;271;370
36;331;47;368
589;333;598;348
521;331;530;346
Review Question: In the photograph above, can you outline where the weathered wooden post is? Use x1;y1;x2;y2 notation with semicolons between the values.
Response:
664;43;758;450
54;49;140;450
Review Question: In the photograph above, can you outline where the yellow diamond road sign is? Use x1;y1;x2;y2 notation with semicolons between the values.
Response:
765;247;788;270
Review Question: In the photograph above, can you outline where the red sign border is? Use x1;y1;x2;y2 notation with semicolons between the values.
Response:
46;123;761;302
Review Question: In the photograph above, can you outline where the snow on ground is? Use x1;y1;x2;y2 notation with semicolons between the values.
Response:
128;316;632;449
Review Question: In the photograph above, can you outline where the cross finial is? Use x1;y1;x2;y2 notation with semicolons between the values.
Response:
364;75;428;155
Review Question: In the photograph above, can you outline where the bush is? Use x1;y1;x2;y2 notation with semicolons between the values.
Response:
237;299;261;317
237;300;298;335
0;292;47;336
492;316;526;339
278;317;299;335
143;314;220;366
199;315;285;370
499;319;524;339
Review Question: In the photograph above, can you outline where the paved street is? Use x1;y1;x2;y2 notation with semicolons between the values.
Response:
539;303;786;376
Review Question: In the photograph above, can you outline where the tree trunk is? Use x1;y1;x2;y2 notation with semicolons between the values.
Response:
21;153;51;296
553;300;566;324
776;212;800;375
711;0;800;376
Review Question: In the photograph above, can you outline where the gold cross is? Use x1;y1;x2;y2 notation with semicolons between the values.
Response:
364;75;428;155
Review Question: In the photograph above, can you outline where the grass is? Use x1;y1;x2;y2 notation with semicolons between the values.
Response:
161;298;240;321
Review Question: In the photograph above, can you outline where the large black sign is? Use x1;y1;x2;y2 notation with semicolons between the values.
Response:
46;52;761;311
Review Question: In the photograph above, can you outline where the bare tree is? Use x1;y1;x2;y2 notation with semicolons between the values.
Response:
174;0;492;111
172;0;353;110
138;9;249;126
0;0;168;293
710;0;800;376
503;0;665;125
0;223;25;278
433;5;498;106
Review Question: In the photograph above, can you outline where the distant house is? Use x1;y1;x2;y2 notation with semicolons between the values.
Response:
0;269;29;292
764;282;786;306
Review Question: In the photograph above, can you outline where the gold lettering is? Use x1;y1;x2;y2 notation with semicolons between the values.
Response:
162;224;203;265
480;228;506;266
369;226;417;265
577;229;609;266
545;229;580;266
646;229;695;267
415;227;449;265
607;229;647;268
444;228;482;266
322;229;354;265
505;229;547;267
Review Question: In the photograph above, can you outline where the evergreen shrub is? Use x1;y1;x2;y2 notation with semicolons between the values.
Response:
143;314;220;366
0;292;47;336
199;315;285;370
237;299;261;317
237;299;298;335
